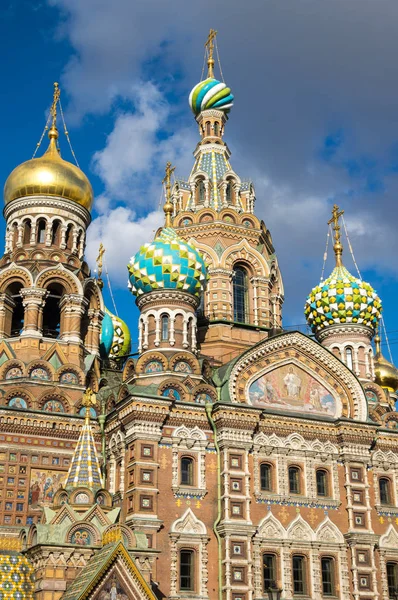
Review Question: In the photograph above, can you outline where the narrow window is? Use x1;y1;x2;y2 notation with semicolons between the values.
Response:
387;562;398;598
51;220;61;245
197;180;205;204
42;284;63;338
263;554;276;591
292;555;307;595
37;220;46;244
380;477;392;505
226;181;232;203
23;220;31;245
316;469;328;497
321;557;335;596
346;347;353;370
288;466;301;495
161;314;169;341
260;463;272;491
7;283;24;337
214;121;219;136
233;265;248;323
181;457;194;486
180;549;194;591
205;121;211;136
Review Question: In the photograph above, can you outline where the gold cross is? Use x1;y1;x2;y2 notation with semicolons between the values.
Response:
82;388;96;420
205;29;217;78
96;243;105;280
50;82;61;128
328;204;344;266
162;162;175;227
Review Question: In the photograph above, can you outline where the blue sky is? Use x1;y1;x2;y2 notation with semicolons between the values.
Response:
1;0;398;362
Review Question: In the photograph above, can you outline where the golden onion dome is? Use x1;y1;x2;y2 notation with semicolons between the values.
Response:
4;125;93;211
374;334;398;392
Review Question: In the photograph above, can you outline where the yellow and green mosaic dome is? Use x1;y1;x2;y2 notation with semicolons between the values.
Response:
0;550;35;600
305;265;382;334
128;228;208;297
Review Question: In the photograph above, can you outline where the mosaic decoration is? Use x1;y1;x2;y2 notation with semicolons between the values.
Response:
145;360;163;374
0;552;34;600
182;218;192;226
74;492;90;504
100;311;114;358
161;387;181;401
30;367;50;380
194;392;213;404
105;308;131;360
8;397;27;409
29;468;66;505
5;366;22;379
248;364;338;417
305;265;382;334
79;406;97;417
365;389;378;403
128;227;208;298
60;371;79;385
43;399;65;413
71;528;92;545
189;77;234;115
65;414;102;491
174;361;192;373
243;219;253;228
96;573;130;600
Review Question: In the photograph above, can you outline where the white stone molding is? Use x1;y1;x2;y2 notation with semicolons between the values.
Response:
171;426;208;497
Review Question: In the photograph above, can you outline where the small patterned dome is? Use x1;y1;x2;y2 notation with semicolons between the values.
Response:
106;309;131;359
128;227;208;297
305;264;382;334
99;312;114;358
189;78;234;116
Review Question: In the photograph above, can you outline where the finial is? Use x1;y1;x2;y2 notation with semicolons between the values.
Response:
82;387;96;423
205;29;217;78
374;325;381;356
328;204;344;267
96;243;105;289
162;161;176;227
48;82;61;142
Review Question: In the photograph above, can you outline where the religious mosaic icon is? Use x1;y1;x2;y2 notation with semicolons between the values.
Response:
8;397;27;409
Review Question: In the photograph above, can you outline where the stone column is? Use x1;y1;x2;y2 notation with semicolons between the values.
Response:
20;288;48;337
0;293;16;337
85;308;104;355
59;294;88;343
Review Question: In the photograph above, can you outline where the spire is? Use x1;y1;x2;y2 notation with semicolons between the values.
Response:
45;82;61;155
328;204;344;267
205;29;217;78
162;161;175;227
65;388;102;491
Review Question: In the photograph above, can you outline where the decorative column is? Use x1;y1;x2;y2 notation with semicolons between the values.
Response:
59;294;88;343
85;308;104;355
0;293;16;338
20;287;48;337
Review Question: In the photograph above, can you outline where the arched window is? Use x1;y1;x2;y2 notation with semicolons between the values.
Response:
387;562;398;597
161;314;169;341
197;180;205;204
233;265;249;323
180;457;194;486
226;181;232;203
321;557;335;596
214;121;219;136
12;223;18;248
260;463;272;491
292;555;307;595
65;224;73;250
316;469;329;497
380;477;392;505
346;347;353;370
205;121;211;136
263;554;276;591
180;549;195;591
23;220;31;245
288;466;301;495
6;283;24;337
37;220;46;244
51;220;61;246
42;283;63;338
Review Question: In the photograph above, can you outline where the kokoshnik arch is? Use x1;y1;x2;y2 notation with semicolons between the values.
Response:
0;29;398;600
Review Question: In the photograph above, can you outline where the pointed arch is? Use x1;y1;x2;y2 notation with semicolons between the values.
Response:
315;517;344;544
286;515;314;542
255;512;286;540
171;508;207;535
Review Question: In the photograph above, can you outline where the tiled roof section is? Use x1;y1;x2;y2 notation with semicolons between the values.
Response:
61;542;155;600
0;550;35;600
65;417;102;491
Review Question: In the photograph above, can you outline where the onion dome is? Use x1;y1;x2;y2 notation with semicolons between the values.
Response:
99;312;114;358
305;264;382;334
189;77;234;116
105;309;131;359
4;125;93;210
128;227;208;297
374;333;398;392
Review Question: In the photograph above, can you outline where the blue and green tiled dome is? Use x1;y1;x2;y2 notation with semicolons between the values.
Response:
305;264;382;334
189;78;234;116
128;227;208;298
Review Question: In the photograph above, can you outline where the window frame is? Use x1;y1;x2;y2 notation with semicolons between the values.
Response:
387;561;398;598
292;554;307;596
161;314;169;341
320;556;336;597
262;553;277;592
260;463;272;492
379;477;392;506
180;456;195;487
316;468;329;497
232;265;249;324
179;548;195;592
288;465;302;495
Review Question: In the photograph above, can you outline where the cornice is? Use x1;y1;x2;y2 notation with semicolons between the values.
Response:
4;195;91;225
317;324;374;342
136;290;199;310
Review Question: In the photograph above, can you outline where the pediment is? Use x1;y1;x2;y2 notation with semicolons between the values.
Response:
380;525;398;548
226;331;367;420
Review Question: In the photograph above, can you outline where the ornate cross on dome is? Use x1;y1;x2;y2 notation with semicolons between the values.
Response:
96;243;105;287
82;387;96;421
205;29;217;78
162;161;175;227
50;82;61;128
328;204;344;267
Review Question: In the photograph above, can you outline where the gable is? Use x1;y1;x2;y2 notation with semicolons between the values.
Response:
224;331;367;420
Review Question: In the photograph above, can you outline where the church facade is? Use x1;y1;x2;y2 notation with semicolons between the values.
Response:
1;33;398;600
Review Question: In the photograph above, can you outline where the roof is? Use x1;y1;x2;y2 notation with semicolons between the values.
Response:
65;415;102;491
